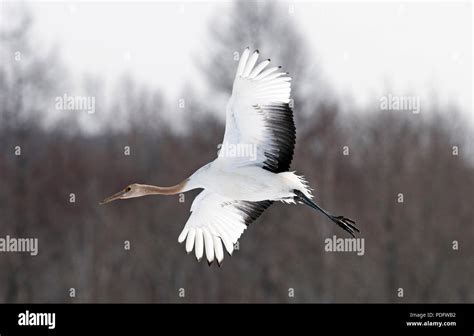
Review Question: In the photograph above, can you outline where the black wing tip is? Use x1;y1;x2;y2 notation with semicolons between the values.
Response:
260;103;296;173
235;200;273;227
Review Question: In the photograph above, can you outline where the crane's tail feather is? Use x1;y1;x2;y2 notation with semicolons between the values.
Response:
293;190;359;237
279;172;313;200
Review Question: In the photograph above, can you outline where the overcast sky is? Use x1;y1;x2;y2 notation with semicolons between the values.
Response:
8;0;474;120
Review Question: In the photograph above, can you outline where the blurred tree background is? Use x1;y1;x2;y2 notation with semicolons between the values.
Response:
0;1;473;303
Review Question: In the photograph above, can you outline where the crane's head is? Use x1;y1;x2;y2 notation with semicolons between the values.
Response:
100;184;142;204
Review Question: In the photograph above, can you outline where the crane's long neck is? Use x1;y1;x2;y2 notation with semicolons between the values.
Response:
138;179;190;196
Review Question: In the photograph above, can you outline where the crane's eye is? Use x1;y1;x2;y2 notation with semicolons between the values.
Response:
126;187;131;192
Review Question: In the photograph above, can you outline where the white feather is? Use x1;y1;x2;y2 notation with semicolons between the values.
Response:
178;228;188;243
185;229;196;253
218;230;234;255
249;59;270;78
242;50;259;77
195;228;204;261
213;236;224;264
203;229;214;263
254;66;280;80
261;72;288;82
235;47;250;77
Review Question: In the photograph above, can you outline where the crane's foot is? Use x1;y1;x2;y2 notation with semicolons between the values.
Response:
293;189;359;237
329;215;358;238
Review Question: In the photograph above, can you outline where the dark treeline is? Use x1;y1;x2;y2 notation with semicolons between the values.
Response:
0;1;473;303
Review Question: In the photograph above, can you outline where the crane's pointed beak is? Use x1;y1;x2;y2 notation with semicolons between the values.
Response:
99;189;127;205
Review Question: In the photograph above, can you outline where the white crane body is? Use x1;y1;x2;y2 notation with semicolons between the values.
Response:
185;163;311;203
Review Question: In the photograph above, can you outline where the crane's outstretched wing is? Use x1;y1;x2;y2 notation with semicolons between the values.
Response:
219;47;296;174
178;190;271;265
180;48;294;265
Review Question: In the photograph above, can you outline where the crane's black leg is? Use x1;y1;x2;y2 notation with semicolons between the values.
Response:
293;190;359;237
